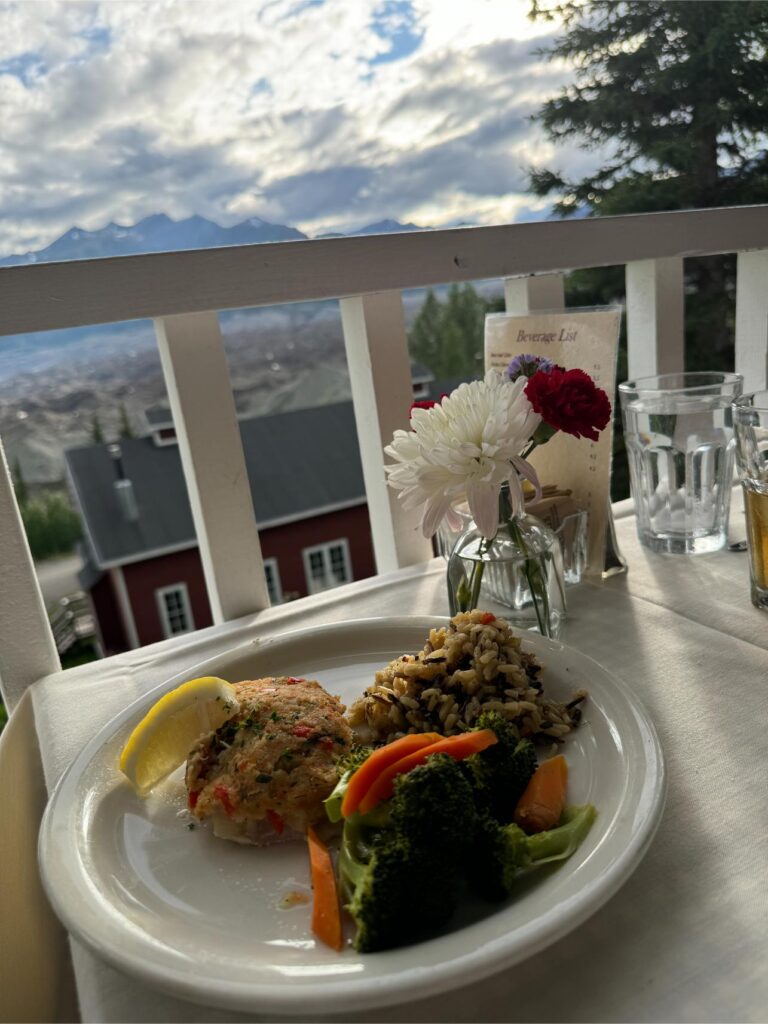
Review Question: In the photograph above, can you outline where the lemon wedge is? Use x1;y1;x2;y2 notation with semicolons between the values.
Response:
119;675;239;796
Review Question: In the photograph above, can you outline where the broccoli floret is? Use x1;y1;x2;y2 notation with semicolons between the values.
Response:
463;711;537;822
471;804;597;901
323;744;373;823
388;753;478;848
334;742;593;950
338;754;477;952
341;827;460;952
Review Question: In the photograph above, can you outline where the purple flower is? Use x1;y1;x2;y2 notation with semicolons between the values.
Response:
506;354;556;381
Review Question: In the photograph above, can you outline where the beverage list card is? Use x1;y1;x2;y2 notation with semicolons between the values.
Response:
485;308;622;577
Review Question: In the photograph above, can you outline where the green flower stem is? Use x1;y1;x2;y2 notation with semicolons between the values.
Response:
469;535;490;609
448;473;558;632
454;534;490;612
505;515;552;637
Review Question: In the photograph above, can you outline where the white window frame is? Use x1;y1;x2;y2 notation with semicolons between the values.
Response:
155;582;195;638
152;428;178;447
302;538;353;595
263;557;283;605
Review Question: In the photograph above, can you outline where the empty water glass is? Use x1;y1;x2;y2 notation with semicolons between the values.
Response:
553;509;589;584
619;372;742;554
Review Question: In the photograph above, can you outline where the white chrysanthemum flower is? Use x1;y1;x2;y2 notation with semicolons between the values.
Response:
384;370;542;539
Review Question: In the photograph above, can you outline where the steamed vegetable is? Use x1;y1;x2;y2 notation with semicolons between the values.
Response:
340;732;440;818
514;753;568;834
356;729;498;815
462;710;537;823
325;723;595;954
339;755;477;952
323;745;372;823
307;825;343;951
472;804;597;901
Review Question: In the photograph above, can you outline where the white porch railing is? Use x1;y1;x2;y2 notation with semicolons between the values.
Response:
1;205;767;709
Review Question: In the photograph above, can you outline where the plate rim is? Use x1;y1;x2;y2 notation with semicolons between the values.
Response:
39;615;667;1014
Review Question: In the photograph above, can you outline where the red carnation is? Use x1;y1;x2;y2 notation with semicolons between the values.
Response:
524;367;612;442
409;394;449;418
410;399;438;416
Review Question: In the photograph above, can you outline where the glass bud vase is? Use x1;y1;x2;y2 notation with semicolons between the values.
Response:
446;483;567;639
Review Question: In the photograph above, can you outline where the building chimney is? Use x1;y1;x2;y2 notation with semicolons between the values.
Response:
108;444;139;523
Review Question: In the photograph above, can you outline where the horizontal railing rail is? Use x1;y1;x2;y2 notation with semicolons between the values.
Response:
2;205;768;335
1;205;766;709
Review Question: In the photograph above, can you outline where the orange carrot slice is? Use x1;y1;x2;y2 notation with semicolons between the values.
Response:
356;729;498;816
341;731;441;818
307;825;343;951
513;754;568;834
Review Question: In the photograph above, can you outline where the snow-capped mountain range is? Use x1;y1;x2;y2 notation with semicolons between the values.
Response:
0;214;425;266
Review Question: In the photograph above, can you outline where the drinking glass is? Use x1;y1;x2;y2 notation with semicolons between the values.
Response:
553;509;589;584
619;372;742;554
732;392;768;610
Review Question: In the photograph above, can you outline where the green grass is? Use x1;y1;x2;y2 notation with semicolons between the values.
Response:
61;638;101;670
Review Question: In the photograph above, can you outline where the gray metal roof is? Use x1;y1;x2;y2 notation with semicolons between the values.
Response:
144;406;174;428
66;402;366;567
410;361;434;383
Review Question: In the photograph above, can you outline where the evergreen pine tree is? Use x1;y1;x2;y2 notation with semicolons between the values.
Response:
409;289;444;374
439;317;469;378
409;284;490;380
529;1;768;215
91;414;104;443
12;457;29;506
118;403;134;439
20;492;82;560
528;0;768;366
445;285;485;368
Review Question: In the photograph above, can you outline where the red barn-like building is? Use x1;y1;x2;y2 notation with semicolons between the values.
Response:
67;403;379;653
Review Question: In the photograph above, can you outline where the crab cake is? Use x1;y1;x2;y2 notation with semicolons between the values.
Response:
185;676;352;844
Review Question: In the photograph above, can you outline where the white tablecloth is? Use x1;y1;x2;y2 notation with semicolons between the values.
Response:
14;494;768;1022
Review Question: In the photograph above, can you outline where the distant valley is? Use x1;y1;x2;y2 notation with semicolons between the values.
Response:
0;304;354;483
0;213;438;482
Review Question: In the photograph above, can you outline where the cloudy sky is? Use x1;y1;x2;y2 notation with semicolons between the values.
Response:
0;0;593;256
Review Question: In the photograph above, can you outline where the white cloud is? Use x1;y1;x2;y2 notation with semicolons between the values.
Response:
0;0;596;254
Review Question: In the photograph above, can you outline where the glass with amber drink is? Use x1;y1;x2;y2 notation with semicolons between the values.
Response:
732;392;768;610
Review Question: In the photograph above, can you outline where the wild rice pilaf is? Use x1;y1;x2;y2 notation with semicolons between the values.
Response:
347;610;586;745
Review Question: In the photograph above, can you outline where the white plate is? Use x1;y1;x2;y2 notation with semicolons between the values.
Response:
39;617;665;1016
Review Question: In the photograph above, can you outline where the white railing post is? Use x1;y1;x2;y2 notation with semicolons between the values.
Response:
625;258;685;380
504;273;565;312
340;292;432;572
735;250;768;392
154;312;269;622
0;440;60;710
